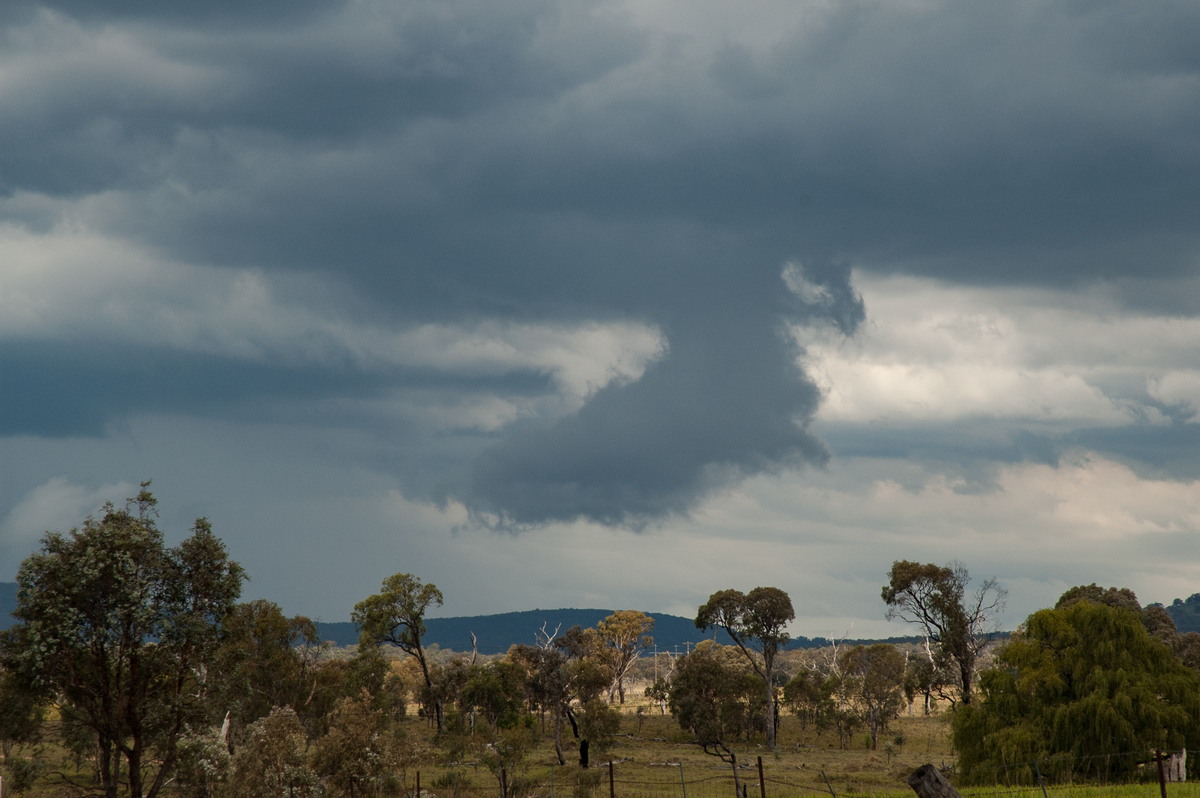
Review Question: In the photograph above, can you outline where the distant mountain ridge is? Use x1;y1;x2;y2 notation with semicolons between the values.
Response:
314;608;746;653
0;582;913;653
314;609;910;653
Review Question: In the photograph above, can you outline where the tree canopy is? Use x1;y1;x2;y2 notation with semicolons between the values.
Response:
953;598;1200;784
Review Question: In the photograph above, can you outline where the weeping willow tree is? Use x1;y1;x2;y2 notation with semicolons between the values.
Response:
954;599;1200;785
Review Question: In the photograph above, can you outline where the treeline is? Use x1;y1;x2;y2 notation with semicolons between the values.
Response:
1;486;1198;796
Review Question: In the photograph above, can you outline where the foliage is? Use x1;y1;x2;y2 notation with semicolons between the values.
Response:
835;644;907;750
353;573;444;728
669;641;762;757
462;660;529;732
576;699;620;762
174;725;232;798
695;586;793;748
0;483;245;798
882;560;1005;705
312;692;414;798
211;598;324;737
595;610;654;704
227;706;323;798
782;670;835;732
477;722;537;798
0;666;43;758
953;599;1200;785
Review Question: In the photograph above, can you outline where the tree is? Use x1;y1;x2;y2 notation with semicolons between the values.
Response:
0;483;244;798
837;644;907;750
669;641;762;797
953;600;1200;785
462;660;528;733
596;610;654;704
352;573;444;729
695;586;793;749
226;707;321;798
881;560;1005;705
312;692;413;798
211;599;323;737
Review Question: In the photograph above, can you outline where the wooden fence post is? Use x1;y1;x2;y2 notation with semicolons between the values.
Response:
907;765;961;798
821;770;836;798
757;756;766;798
609;760;616;798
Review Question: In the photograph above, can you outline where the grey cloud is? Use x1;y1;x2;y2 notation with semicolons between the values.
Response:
3;0;1199;528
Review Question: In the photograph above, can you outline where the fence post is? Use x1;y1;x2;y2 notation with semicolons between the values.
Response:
1157;750;1169;798
757;756;766;798
678;762;687;798
1033;759;1048;798
416;770;421;798
821;770;836;798
609;760;616;798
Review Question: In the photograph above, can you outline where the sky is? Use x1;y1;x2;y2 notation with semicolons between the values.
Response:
3;0;1200;640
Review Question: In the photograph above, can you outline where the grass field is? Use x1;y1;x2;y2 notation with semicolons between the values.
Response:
412;689;1192;798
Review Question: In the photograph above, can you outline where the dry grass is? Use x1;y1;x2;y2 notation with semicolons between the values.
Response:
413;689;957;798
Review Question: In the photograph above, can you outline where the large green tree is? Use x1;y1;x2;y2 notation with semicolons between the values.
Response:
695;586;793;749
0;483;244;798
953;599;1200;785
352;573;444;729
881;560;1005;705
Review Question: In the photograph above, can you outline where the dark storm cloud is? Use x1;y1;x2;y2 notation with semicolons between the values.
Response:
4;0;1199;526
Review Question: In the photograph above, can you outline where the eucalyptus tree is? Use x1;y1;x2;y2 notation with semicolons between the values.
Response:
881;560;1006;705
837;644;908;750
669;641;761;796
596;610;654;704
353;573;444;729
0;483;245;798
211;598;322;736
695;586;793;749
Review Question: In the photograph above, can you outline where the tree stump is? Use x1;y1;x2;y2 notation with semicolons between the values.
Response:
907;765;961;798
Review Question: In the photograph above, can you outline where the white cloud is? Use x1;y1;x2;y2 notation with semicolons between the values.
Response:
0;222;665;408
1;476;137;548
1148;371;1200;422
799;273;1198;426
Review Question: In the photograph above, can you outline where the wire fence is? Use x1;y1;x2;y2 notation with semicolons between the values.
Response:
403;748;1194;798
409;760;837;798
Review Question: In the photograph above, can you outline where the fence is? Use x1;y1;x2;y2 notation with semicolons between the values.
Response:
405;749;1193;798
408;758;897;798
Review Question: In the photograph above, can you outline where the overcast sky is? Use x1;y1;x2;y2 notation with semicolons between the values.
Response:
3;0;1200;639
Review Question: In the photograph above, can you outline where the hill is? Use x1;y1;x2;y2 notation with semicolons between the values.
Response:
314;608;900;653
314;608;745;653
1160;594;1200;634
0;583;916;653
